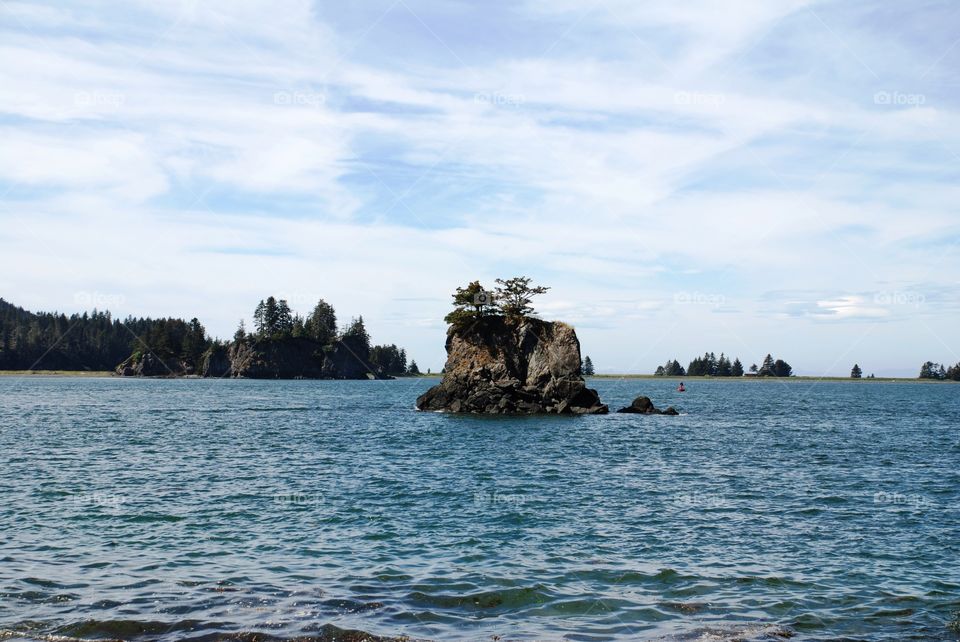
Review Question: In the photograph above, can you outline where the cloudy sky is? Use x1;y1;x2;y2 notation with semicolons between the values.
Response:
1;0;958;375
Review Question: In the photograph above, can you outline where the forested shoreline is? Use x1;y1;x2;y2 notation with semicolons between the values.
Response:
0;297;416;377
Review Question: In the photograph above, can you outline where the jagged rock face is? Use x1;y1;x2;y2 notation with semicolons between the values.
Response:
416;316;608;415
616;396;679;415
201;344;232;378
115;353;183;377
322;336;381;380
228;336;383;379
228;337;328;379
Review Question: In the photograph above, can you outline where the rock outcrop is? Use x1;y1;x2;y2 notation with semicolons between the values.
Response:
228;337;327;379
200;343;231;378
227;336;382;379
115;352;186;377
616;396;679;415
416;316;607;414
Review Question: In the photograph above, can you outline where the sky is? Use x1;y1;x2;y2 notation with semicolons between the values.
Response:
1;0;958;376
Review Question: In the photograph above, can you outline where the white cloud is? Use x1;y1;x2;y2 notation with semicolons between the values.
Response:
0;0;958;375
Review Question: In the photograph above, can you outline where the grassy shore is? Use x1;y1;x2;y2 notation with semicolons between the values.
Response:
588;374;953;383
0;370;115;377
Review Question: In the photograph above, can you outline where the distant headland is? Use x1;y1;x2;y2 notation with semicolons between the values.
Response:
0;297;418;380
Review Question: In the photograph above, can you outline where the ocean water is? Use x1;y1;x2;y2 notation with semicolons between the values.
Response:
1;376;958;642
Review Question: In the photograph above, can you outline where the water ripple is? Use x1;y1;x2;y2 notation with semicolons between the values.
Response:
1;378;958;641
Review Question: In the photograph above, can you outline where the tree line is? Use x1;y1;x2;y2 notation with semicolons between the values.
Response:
655;353;792;377
239;296;416;376
0;296;415;376
0;298;209;372
918;361;960;381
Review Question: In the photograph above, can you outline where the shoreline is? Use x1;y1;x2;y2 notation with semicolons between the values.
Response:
588;374;955;383
0;371;437;379
0;371;953;383
0;370;116;377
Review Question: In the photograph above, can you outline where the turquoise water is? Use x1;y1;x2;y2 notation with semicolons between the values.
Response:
1;377;958;641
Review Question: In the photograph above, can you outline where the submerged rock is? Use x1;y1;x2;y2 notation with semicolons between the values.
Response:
416;315;608;415
616;395;679;415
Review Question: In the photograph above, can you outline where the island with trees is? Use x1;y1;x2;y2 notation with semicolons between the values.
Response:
654;353;790;377
918;361;960;381
416;278;608;414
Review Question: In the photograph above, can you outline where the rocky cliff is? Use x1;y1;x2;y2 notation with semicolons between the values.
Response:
416;316;607;414
116;352;188;377
225;336;380;379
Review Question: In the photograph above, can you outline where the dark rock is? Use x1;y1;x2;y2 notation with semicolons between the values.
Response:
201;343;232;378
416;315;608;415
227;337;324;379
114;352;181;377
321;335;383;379
616;395;679;415
228;336;389;380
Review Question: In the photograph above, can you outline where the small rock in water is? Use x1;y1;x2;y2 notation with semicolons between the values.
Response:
616;396;679;415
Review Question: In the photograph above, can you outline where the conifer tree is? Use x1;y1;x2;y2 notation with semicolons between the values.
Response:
582;355;595;376
731;358;744;377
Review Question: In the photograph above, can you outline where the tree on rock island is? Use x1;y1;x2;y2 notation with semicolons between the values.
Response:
494;277;550;319
341;316;371;356
444;280;496;326
253;296;293;339
444;277;550;327
305;299;337;346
